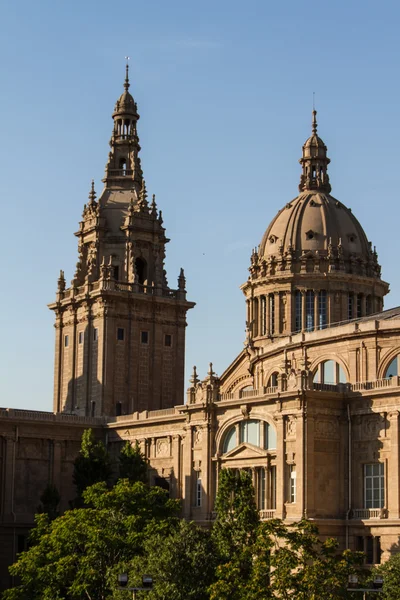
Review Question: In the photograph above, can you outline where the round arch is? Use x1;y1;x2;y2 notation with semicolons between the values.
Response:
226;375;253;394
377;347;400;380
216;412;277;456
309;354;350;383
263;367;284;387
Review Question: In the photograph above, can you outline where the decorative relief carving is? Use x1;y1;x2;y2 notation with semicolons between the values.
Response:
363;414;386;439
193;427;202;446
156;438;169;457
315;418;339;439
286;416;296;438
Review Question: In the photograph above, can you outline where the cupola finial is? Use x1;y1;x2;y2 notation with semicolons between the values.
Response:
124;56;130;91
312;109;318;135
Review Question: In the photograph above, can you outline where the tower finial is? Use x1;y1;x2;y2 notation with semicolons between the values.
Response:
312;108;317;135
88;179;96;204
124;56;130;91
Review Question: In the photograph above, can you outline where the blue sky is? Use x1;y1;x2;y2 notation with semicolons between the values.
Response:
0;0;399;410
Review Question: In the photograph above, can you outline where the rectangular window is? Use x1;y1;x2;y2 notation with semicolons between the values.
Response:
357;293;362;318
366;536;374;564
164;334;172;347
64;335;69;347
93;328;98;342
240;420;259;446
318;290;327;329
348;293;354;320
117;327;124;341
364;463;384;508
196;474;202;507
260;296;267;335
295;291;302;332
366;295;372;315
113;265;119;281
288;465;296;503
259;468;266;510
141;331;149;344
305;290;315;331
269;294;275;335
270;466;277;509
78;331;83;344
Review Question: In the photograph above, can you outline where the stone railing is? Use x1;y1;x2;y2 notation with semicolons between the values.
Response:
219;386;278;402
210;509;276;521
0;408;105;426
352;508;387;520
108;407;178;424
352;377;400;391
259;509;276;520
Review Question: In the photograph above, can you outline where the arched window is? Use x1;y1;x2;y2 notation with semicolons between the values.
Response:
264;422;277;449
119;158;127;172
385;356;399;378
223;427;236;453
313;360;347;384
222;420;277;454
267;372;278;387
135;257;147;285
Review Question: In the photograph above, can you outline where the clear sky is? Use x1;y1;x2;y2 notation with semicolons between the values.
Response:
0;0;399;411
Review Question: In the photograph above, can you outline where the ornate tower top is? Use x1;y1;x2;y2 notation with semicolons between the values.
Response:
299;110;331;194
103;63;142;192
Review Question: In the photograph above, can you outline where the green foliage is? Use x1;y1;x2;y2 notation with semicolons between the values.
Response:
212;468;259;559
119;440;148;483
37;483;61;520
263;519;364;599
3;479;179;600
210;468;262;600
374;551;400;599
117;520;217;600
72;429;111;503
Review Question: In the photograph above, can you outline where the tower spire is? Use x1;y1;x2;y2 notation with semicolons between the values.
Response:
298;110;331;193
103;63;142;192
312;109;318;135
124;56;130;91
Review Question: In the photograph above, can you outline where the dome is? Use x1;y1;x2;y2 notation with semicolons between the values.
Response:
243;110;388;342
259;190;377;276
255;110;382;280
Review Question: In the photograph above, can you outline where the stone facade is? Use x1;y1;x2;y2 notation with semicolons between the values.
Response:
1;71;400;590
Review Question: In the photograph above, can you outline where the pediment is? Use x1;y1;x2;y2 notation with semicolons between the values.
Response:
223;443;267;460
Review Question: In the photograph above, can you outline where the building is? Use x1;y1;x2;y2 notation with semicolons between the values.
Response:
0;67;400;588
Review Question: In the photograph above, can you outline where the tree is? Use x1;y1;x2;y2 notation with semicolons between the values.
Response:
73;428;112;503
119;520;217;600
4;479;180;600
373;551;400;599
209;468;363;600
212;468;259;559
37;483;61;520
263;519;364;600
119;440;148;483
210;468;261;600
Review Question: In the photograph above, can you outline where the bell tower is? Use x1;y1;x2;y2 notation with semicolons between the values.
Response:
49;66;195;417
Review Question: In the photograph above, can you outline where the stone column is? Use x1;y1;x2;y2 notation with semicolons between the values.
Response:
171;434;181;499
3;436;15;519
181;428;192;518
53;441;62;492
274;415;285;518
388;412;399;518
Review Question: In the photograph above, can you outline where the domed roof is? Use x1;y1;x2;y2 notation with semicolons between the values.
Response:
256;111;381;279
260;191;371;261
112;64;139;117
